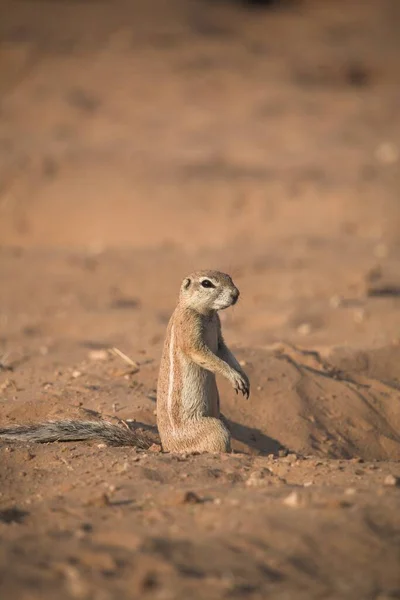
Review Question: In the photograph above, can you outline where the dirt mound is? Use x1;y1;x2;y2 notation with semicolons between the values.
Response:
226;344;400;460
1;341;399;461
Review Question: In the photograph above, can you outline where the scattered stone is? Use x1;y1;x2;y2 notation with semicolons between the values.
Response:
383;474;400;487
282;453;298;464
0;378;15;393
246;468;273;487
239;360;247;367
283;491;301;508
72;370;82;378
173;454;189;462
88;349;109;361
344;488;356;496
148;443;162;453
303;481;313;487
80;522;93;533
176;490;202;505
297;322;311;336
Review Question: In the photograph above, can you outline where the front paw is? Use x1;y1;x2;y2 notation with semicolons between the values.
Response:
230;370;250;399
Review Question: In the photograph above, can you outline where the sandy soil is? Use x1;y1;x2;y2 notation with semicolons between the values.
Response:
0;0;400;598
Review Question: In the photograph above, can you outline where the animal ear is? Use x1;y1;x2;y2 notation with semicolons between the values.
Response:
183;278;191;289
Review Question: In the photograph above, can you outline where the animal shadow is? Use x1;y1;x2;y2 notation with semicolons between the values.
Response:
223;416;287;456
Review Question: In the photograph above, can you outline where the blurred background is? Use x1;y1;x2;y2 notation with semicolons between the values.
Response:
1;0;400;353
1;0;399;252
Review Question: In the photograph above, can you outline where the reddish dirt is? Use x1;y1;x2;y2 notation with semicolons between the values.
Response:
1;0;400;598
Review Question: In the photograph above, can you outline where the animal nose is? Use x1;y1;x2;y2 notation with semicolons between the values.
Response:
231;289;239;304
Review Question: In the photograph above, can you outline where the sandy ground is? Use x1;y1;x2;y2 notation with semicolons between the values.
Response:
0;0;400;598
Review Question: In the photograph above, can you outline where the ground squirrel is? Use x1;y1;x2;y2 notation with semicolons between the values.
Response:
157;270;249;453
0;270;249;453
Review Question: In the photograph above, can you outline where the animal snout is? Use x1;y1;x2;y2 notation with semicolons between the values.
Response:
230;289;240;304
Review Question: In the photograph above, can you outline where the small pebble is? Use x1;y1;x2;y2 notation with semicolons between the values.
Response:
297;323;311;336
283;491;301;508
282;453;298;464
246;469;273;487
117;462;130;473
88;349;109;361
149;443;162;453
383;474;400;487
177;491;202;505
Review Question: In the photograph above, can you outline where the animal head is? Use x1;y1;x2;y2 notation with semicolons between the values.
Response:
179;270;240;312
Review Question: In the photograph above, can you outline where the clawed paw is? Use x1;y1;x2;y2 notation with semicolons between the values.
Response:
231;371;250;399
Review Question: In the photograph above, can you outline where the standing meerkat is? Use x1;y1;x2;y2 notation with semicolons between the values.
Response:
157;270;250;453
0;270;249;454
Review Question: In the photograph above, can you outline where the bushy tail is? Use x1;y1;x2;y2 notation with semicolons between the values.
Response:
0;420;152;449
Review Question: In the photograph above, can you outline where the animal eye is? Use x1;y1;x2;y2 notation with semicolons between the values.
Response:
201;279;215;288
